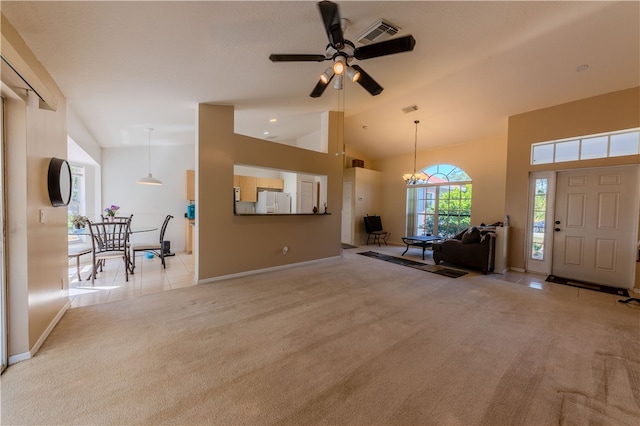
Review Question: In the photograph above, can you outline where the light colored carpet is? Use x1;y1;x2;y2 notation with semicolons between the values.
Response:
2;249;639;425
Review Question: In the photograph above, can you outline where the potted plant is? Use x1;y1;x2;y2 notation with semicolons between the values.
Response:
70;214;88;229
104;204;120;221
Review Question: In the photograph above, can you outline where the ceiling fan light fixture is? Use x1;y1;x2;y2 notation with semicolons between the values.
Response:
333;56;346;75
333;74;343;90
268;1;415;98
345;65;360;82
320;67;334;84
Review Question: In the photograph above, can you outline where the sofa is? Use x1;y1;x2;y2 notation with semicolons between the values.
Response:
432;226;496;274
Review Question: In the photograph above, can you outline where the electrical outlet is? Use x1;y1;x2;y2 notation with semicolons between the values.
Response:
40;209;45;223
282;246;288;255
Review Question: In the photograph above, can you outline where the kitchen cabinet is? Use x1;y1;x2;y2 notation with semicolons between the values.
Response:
185;219;194;254
186;169;195;201
236;175;257;202
256;177;284;190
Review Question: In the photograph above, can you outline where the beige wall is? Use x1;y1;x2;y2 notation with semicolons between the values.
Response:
372;135;508;245
196;105;343;281
2;14;70;358
344;145;374;171
506;87;640;271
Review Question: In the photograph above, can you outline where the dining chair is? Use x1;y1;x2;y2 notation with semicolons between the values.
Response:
130;215;173;272
111;215;134;271
87;217;132;285
68;245;92;281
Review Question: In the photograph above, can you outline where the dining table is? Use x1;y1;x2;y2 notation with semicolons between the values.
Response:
69;226;158;236
68;225;158;279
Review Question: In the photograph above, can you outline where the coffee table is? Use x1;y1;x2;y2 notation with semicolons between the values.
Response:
402;235;442;260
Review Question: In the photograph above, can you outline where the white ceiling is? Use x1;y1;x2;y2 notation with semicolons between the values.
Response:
2;1;639;159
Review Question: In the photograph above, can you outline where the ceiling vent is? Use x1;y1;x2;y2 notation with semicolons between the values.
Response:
356;19;401;45
402;105;419;114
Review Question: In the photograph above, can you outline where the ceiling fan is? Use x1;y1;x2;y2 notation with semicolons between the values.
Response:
269;0;416;98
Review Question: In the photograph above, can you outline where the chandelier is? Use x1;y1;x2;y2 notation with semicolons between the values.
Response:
402;120;427;184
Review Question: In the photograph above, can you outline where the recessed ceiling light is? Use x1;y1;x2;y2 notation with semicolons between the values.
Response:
263;131;270;135
269;118;278;123
576;64;589;72
402;105;419;114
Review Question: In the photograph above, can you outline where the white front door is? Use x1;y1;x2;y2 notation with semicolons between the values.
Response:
552;165;639;289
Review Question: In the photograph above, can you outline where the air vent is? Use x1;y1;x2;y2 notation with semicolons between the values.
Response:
402;105;419;114
356;19;400;45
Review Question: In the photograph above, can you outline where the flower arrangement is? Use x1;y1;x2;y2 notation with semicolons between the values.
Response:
70;214;88;229
104;204;120;217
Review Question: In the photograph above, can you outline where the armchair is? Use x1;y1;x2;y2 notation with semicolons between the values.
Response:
432;226;496;274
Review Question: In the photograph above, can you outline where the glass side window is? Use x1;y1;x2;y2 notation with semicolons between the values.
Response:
531;178;548;260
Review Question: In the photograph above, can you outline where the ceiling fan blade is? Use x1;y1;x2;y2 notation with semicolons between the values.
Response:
351;65;383;96
310;75;333;98
318;1;344;49
354;35;416;60
269;54;326;62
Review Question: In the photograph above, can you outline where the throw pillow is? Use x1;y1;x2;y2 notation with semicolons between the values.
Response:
461;226;481;244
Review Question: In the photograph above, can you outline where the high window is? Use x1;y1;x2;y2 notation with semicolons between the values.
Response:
531;128;639;165
406;164;472;238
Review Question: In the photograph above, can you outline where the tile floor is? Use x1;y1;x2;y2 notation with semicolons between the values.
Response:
68;250;195;308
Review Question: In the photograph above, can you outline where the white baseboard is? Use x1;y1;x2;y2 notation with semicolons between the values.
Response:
198;256;341;285
8;351;30;365
8;299;71;365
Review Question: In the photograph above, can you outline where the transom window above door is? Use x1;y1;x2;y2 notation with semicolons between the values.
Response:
531;128;639;165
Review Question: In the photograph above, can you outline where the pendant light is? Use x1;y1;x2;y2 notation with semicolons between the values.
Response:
402;120;426;184
137;128;162;185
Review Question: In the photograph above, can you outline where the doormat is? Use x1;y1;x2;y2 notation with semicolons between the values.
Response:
358;251;468;278
546;275;630;297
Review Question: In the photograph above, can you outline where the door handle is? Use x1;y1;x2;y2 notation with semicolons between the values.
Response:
554;228;561;232
555;220;561;225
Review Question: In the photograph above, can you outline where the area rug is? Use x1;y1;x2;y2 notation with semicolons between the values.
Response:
546;274;630;296
358;251;468;278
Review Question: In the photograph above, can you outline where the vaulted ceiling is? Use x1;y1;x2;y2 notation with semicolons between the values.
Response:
2;1;639;159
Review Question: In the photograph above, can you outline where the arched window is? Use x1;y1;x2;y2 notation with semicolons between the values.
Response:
406;164;472;238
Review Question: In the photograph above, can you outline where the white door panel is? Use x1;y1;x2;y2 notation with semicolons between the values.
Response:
552;166;639;289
